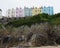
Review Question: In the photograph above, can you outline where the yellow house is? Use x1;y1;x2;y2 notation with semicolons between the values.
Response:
32;7;42;16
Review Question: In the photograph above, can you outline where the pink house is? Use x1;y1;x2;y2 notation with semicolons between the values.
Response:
19;8;24;17
16;7;24;17
16;7;19;17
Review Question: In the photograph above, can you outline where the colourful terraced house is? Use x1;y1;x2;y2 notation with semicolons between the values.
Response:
16;7;24;17
42;6;54;15
19;8;24;17
11;8;16;17
6;6;54;18
32;7;42;16
7;8;16;18
24;7;33;16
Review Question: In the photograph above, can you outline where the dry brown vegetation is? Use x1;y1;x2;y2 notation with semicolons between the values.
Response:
0;23;60;48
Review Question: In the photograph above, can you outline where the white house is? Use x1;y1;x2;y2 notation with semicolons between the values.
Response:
11;8;16;17
7;9;12;18
7;8;16;18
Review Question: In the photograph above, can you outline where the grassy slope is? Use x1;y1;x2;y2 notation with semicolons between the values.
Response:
6;13;60;27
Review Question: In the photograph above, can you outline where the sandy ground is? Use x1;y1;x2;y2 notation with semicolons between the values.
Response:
29;45;60;48
9;45;60;48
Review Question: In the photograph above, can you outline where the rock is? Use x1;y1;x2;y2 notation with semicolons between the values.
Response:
31;34;48;46
26;32;33;42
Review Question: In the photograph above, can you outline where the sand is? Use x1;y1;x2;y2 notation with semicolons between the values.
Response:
9;45;60;48
29;45;60;48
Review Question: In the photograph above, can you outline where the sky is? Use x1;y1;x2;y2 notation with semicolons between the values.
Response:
0;0;60;16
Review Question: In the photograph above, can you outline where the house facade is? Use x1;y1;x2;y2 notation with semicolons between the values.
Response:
6;6;54;18
16;7;20;17
16;7;24;17
7;9;11;18
24;7;30;16
24;7;33;16
11;8;16;17
7;8;16;18
19;8;24;17
42;6;54;15
49;7;54;15
29;8;33;16
32;7;42;16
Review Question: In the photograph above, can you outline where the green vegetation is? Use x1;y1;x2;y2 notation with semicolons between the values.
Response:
6;13;60;27
0;23;3;28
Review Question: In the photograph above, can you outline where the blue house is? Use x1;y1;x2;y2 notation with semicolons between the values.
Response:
24;7;33;16
29;8;33;16
49;7;54;15
42;6;54;15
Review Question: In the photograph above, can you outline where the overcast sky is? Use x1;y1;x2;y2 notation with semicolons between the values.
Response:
0;0;60;16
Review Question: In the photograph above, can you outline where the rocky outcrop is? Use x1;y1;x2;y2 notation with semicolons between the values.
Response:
1;23;60;47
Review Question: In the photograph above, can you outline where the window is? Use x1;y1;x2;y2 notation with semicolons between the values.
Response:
35;10;37;12
40;10;41;12
16;8;19;10
16;11;18;13
20;11;22;12
8;12;10;14
12;11;14;13
12;15;14;17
